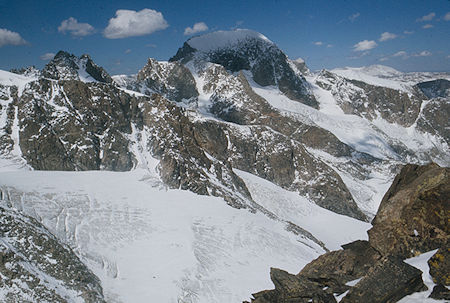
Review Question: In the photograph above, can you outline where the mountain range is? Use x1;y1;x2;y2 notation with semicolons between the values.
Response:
0;29;448;302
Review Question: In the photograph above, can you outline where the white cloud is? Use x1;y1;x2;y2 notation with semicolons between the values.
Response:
104;9;168;39
146;43;157;48
392;51;408;58
40;52;55;60
353;40;377;51
416;12;435;22
349;12;360;22
313;41;323;46
327;44;333;48
0;28;27;47
403;30;414;35
184;22;208;36
379;32;397;42
58;17;94;37
125;49;131;54
444;12;450;21
422;24;433;29
379;57;389;62
413;50;432;57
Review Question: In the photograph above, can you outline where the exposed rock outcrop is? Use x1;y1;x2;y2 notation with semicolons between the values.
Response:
0;206;105;302
136;58;198;102
247;163;449;303
368;163;449;258
42;51;112;83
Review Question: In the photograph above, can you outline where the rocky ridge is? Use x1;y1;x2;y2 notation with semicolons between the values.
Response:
0;205;105;303
247;163;449;303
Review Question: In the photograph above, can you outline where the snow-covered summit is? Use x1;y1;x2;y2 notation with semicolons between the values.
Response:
330;65;412;92
170;29;318;107
329;64;450;91
186;29;273;52
332;65;403;79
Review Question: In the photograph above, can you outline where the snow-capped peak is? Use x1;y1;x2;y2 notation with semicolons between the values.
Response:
330;65;411;92
186;29;273;52
332;65;403;79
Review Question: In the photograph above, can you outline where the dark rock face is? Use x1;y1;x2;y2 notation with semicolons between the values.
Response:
299;240;381;285
0;206;105;303
42;51;112;83
169;41;197;64
139;94;252;207
368;163;449;258
250;268;337;303
81;54;113;83
429;284;450;300
42;51;79;80
18;79;136;171
193;120;366;221
428;247;449;286
136;58;198;102
247;163;449;303
417;79;450;99
340;257;427;303
416;96;450;145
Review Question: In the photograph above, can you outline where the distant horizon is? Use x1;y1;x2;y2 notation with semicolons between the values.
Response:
1;0;449;74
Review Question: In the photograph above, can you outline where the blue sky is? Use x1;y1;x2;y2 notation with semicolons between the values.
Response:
0;0;449;74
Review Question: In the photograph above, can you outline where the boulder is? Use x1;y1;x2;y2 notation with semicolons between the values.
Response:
340;257;427;303
427;247;449;286
368;163;449;258
429;284;450;300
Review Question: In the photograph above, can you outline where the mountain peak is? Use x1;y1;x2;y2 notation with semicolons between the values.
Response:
169;29;275;64
170;29;318;108
186;29;273;53
42;50;112;83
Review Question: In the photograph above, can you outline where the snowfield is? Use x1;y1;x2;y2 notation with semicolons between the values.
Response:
0;160;371;303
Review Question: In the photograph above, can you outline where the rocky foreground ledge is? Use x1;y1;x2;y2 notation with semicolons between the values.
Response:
246;163;449;303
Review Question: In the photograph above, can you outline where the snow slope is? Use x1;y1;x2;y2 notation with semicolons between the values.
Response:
235;170;371;250
0;146;379;303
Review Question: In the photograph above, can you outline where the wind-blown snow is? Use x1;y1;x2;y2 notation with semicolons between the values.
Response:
187;29;272;52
